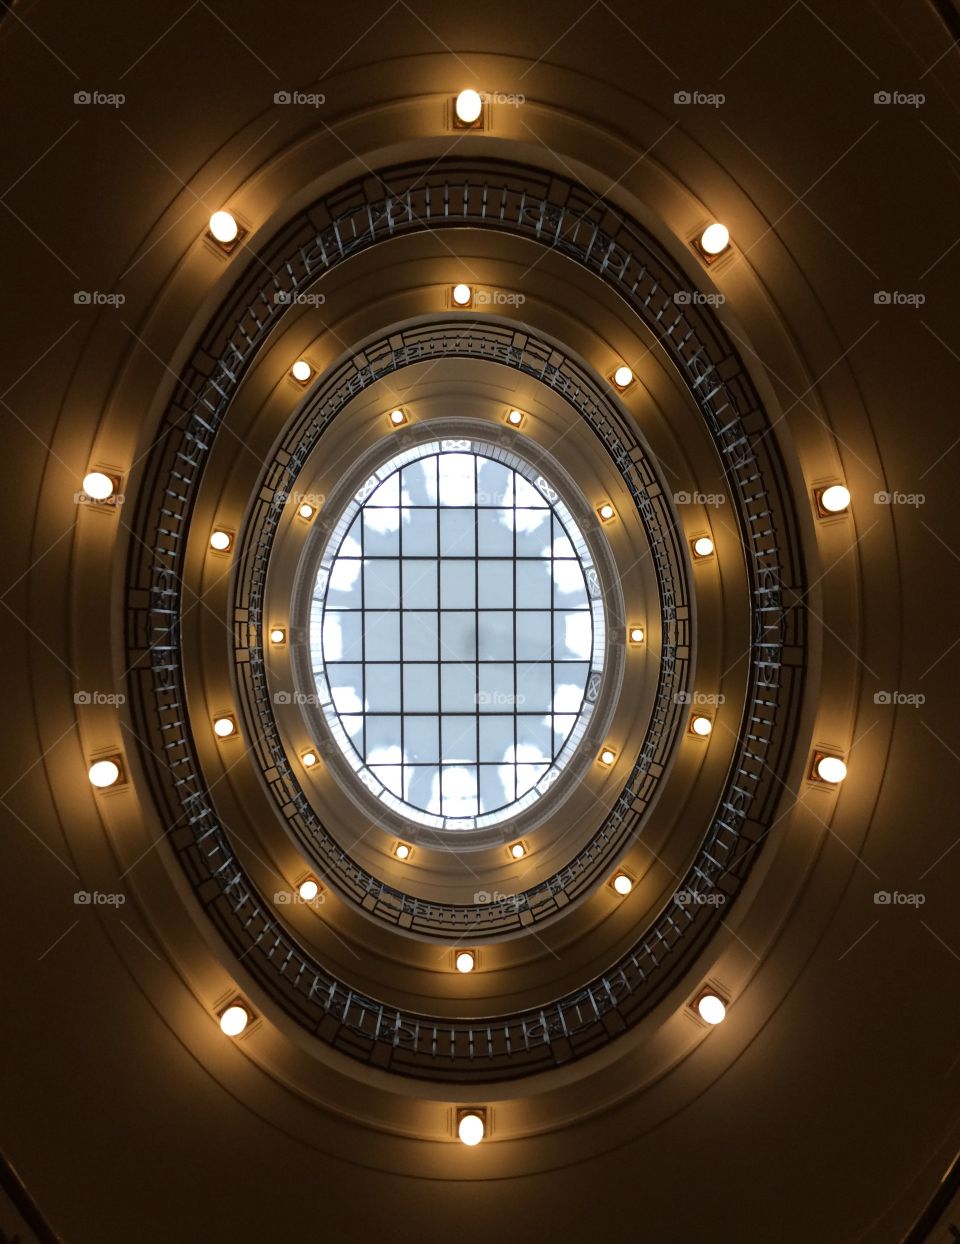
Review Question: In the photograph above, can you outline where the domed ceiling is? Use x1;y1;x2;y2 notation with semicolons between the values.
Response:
2;2;960;1241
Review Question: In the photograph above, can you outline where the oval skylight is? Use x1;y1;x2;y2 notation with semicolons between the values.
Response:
309;439;605;830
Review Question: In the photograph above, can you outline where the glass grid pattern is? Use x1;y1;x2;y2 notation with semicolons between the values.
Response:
310;440;605;829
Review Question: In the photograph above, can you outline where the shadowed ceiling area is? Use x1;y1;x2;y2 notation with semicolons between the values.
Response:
2;2;960;1241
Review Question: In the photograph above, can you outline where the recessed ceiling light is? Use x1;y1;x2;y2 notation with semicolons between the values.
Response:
597;502;616;523
298;502;316;521
818;484;851;514
213;715;237;739
209;210;239;245
599;747;616;766
455;950;476;973
629;626;645;644
696;993;727;1025
699;222;730;256
269;627;286;644
509;841;526;859
690;714;713;737
452;283;473;307
815;754;847;784
506;409;524;427
394;842;411;860
389;408;407;427
612;872;633;895
88;758;121;788
612;365;634;389
298;877;319;901
301;750;318;768
218;1003;249;1036
209;529;232;552
290;359;313;383
457;1111;485;1145
82;471;115;501
693;536;715;558
455;89;483;125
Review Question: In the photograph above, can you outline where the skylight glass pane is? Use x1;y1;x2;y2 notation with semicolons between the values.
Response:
311;441;605;829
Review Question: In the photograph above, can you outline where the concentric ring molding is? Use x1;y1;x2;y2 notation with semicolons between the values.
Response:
124;157;805;1080
238;321;688;933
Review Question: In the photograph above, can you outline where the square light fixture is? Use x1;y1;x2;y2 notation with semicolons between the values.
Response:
814;484;851;517
452;90;485;129
206;210;246;254
209;528;234;553
692;222;731;264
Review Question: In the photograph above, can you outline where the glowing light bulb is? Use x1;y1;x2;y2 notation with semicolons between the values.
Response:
820;485;851;513
458;1112;485;1145
269;628;286;644
506;409;524;426
455;951;476;973
693;536;714;558
455;89;483;124
302;751;318;768
700;223;730;255
298;502;315;520
88;759;120;788
452;283;472;306
389;408;407;426
816;755;847;784
213;716;236;739
613;365;634;389
612;873;633;895
209;529;232;552
291;359;312;383
629;627;645;644
510;842;526;859
219;1004;249;1035
599;748;616;766
209;210;239;244
691;715;713;737
394;843;411;860
82;471;114;500
697;993;726;1024
298;878;319;901
598;503;616;522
